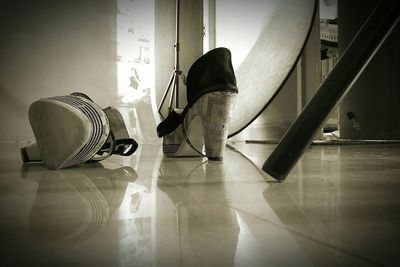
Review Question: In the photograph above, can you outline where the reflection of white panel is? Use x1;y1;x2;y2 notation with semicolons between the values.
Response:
217;0;317;136
234;212;313;267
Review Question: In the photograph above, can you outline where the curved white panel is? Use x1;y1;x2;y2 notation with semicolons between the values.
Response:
154;0;317;137
228;0;317;136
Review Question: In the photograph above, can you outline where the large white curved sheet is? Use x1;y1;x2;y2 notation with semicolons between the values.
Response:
228;0;317;136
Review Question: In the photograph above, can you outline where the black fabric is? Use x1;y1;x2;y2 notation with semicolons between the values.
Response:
186;47;238;107
157;47;238;138
114;138;138;156
157;110;183;137
96;136;138;157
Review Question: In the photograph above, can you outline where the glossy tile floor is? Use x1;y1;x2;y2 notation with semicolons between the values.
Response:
1;142;399;267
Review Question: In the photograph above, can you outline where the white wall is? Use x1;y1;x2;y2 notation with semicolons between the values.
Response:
0;0;119;143
155;0;204;118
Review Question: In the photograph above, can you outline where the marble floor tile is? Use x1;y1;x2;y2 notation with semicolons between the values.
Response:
0;142;399;267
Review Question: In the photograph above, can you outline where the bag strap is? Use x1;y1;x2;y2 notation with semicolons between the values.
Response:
91;131;116;161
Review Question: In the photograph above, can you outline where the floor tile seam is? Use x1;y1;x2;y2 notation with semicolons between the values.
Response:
103;158;152;179
226;144;276;182
156;178;270;187
104;158;126;167
218;202;390;267
154;178;269;192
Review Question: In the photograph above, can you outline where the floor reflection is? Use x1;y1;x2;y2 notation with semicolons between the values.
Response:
157;157;240;267
262;147;342;241
1;142;399;266
235;144;394;267
22;163;137;242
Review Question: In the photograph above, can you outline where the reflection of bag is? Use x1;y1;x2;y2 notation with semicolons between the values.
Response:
27;164;137;241
21;93;138;169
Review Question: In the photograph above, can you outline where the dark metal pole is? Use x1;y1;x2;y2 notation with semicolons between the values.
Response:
174;0;180;108
158;72;175;114
263;0;400;181
158;0;181;115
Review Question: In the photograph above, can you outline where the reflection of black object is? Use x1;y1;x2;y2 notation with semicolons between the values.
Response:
26;164;137;241
346;111;361;130
262;185;329;265
263;185;314;229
